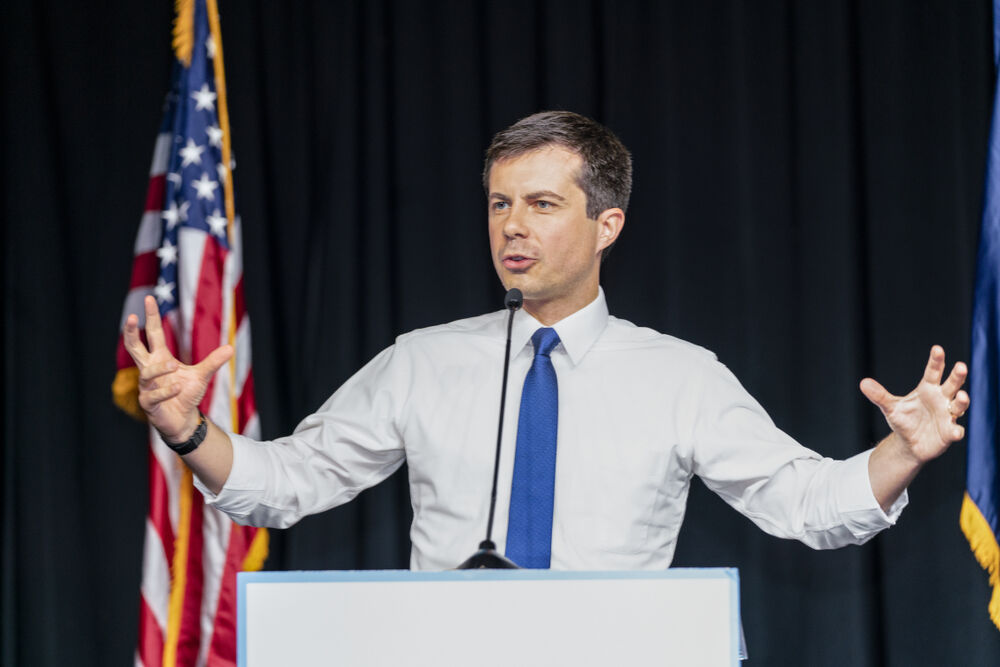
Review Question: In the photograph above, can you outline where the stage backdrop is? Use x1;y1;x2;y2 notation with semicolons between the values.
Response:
3;1;1000;664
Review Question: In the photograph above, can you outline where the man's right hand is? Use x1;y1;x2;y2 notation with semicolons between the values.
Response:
123;295;233;443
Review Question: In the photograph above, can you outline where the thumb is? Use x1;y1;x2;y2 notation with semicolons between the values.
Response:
859;377;893;411
196;345;235;380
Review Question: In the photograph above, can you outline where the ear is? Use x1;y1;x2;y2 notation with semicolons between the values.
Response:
595;208;625;254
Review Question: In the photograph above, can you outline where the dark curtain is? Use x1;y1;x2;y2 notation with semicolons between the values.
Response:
3;0;999;664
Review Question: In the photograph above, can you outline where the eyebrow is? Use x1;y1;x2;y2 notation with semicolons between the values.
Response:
487;190;568;203
523;190;567;202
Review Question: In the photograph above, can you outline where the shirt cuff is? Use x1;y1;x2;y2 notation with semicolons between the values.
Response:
837;448;908;541
192;432;269;519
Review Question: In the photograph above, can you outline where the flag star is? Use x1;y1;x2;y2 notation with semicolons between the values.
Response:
154;278;176;304
205;124;223;148
217;162;227;184
166;172;183;186
162;201;181;229
192;172;219;200
156;239;178;267
191;83;217;111
206;209;228;237
206;35;217;60
179;200;190;222
179;139;205;167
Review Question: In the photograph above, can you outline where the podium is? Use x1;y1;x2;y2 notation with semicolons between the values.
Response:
238;568;741;666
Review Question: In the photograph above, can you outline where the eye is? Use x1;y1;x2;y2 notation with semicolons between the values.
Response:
535;200;553;210
491;200;509;212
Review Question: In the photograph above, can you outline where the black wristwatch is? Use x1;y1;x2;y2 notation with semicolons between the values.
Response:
162;411;208;456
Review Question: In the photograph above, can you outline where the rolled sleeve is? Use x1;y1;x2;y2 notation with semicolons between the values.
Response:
194;432;272;523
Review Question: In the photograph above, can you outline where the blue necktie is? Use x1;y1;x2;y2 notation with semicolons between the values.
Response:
506;327;561;568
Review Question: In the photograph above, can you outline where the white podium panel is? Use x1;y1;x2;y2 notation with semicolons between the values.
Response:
239;569;740;667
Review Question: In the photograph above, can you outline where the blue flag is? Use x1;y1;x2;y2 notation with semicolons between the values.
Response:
963;0;1000;633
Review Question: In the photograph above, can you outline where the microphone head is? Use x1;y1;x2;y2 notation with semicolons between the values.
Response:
504;288;523;311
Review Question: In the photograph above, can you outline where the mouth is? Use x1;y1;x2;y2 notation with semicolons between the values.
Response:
501;253;536;271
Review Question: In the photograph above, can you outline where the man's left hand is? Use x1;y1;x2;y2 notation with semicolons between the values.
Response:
861;345;968;510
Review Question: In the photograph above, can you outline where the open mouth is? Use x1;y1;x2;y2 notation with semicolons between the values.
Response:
502;254;535;271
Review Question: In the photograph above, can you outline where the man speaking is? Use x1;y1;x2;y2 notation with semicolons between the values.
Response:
123;111;969;570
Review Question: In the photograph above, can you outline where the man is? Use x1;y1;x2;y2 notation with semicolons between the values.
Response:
124;111;969;571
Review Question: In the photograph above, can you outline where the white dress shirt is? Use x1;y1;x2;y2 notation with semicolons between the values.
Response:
198;289;905;570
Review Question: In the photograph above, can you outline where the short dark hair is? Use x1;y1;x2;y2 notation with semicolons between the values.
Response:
483;110;633;219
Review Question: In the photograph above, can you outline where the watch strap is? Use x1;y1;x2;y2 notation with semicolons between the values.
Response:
162;411;208;456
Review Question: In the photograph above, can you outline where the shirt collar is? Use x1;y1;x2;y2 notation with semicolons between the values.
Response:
509;287;610;366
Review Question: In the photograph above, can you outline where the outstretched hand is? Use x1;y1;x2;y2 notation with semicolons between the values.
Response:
123;295;233;443
860;345;969;467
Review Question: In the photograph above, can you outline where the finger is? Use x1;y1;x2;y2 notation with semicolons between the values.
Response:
951;390;971;418
144;295;168;352
122;313;150;365
138;359;180;387
860;377;895;411
138;382;182;411
195;345;234;381
941;361;968;398
951;424;965;441
922;345;946;385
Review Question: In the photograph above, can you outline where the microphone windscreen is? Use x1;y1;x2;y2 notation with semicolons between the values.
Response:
504;288;523;310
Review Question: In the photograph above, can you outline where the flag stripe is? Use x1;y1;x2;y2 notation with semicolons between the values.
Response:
152;436;184;533
135;210;165;255
148;446;176;562
176;228;208;362
242;413;260;444
197;509;233;666
190;240;225;370
234;322;251;391
131;252;160;291
205;524;253;665
140;518;171;632
233;276;245;325
144;175;167;216
237;372;255;434
149;132;172;176
139;596;165;667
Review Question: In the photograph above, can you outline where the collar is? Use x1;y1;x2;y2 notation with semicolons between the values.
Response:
509;287;610;366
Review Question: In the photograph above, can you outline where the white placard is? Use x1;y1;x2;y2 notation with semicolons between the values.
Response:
239;569;739;667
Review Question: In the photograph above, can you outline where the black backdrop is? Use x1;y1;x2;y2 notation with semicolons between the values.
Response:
3;0;1000;664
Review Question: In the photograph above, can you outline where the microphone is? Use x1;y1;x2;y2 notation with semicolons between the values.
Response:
504;288;523;310
456;288;523;569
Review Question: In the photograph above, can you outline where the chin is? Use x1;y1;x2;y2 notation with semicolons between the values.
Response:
503;278;535;295
500;272;525;287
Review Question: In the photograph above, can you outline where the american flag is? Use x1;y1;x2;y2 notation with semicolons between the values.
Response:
113;1;267;665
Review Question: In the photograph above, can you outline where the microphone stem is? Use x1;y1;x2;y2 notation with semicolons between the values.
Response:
485;305;516;544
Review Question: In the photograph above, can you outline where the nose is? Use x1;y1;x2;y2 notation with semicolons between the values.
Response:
502;204;529;239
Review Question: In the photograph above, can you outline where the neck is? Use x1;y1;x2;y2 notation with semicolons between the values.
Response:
522;288;599;326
